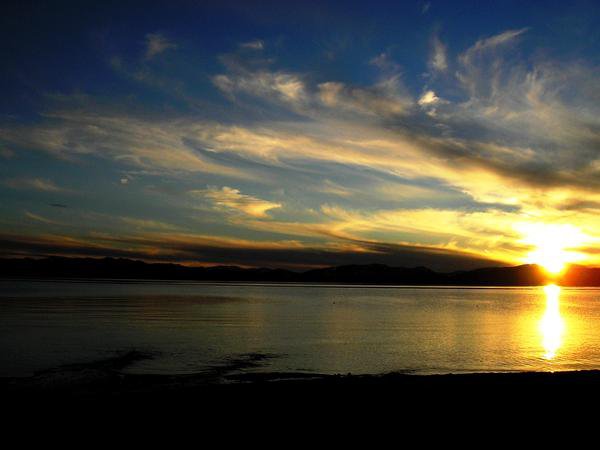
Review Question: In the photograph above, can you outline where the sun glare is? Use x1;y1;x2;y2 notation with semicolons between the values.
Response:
539;284;564;359
516;223;587;275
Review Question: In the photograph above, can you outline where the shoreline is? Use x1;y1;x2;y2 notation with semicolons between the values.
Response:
4;351;600;399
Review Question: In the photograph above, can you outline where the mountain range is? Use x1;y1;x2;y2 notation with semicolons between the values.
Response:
2;256;600;286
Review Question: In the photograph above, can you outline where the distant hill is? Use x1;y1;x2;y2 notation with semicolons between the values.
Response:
2;256;600;286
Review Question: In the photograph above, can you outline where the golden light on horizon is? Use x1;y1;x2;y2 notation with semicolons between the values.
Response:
539;284;564;360
516;223;588;275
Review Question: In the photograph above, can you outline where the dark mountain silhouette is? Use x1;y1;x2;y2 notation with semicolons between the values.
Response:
2;256;599;286
301;264;446;284
560;265;600;287
448;264;548;286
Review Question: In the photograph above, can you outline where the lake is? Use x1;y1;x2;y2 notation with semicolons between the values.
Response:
2;279;600;377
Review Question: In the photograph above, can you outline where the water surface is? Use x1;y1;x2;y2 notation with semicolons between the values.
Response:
2;279;600;377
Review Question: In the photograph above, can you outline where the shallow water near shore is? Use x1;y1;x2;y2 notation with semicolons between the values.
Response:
2;279;600;378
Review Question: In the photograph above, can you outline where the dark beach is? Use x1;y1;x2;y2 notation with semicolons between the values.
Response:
4;350;600;403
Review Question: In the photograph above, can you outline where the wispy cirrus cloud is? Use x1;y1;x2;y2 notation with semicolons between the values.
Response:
144;33;177;60
429;34;448;73
192;186;281;218
0;113;247;178
317;78;412;117
213;71;307;105
119;216;180;231
212;48;412;118
457;28;529;98
461;28;529;63
24;211;62;225
240;39;264;50
4;177;66;192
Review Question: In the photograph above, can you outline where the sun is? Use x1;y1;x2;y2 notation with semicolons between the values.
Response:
516;223;587;275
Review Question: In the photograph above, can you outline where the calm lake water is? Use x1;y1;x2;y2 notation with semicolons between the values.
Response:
2;279;600;377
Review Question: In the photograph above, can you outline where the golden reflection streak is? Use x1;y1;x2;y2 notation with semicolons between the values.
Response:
539;284;565;360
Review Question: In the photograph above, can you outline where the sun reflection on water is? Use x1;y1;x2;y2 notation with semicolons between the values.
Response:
539;284;565;360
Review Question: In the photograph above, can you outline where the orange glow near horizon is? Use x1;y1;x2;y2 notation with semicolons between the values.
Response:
516;223;588;275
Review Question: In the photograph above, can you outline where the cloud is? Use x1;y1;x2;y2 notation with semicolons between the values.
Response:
0;113;246;178
0;231;503;271
457;28;529;97
430;35;448;72
4;178;65;192
24;211;62;225
370;52;400;72
193;186;281;218
225;201;528;262
3;64;599;216
187;120;525;202
240;39;264;50
119;217;179;231
144;33;177;59
418;90;441;106
313;179;354;198
317;54;412;117
461;28;529;62
318;78;412;117
213;52;412;118
213;71;307;106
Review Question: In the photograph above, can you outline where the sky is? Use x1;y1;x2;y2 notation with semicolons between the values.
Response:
1;0;600;271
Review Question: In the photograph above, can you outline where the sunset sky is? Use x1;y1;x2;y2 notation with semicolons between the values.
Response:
1;0;600;270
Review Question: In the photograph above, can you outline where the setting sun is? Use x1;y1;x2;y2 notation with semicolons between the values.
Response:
516;223;588;275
